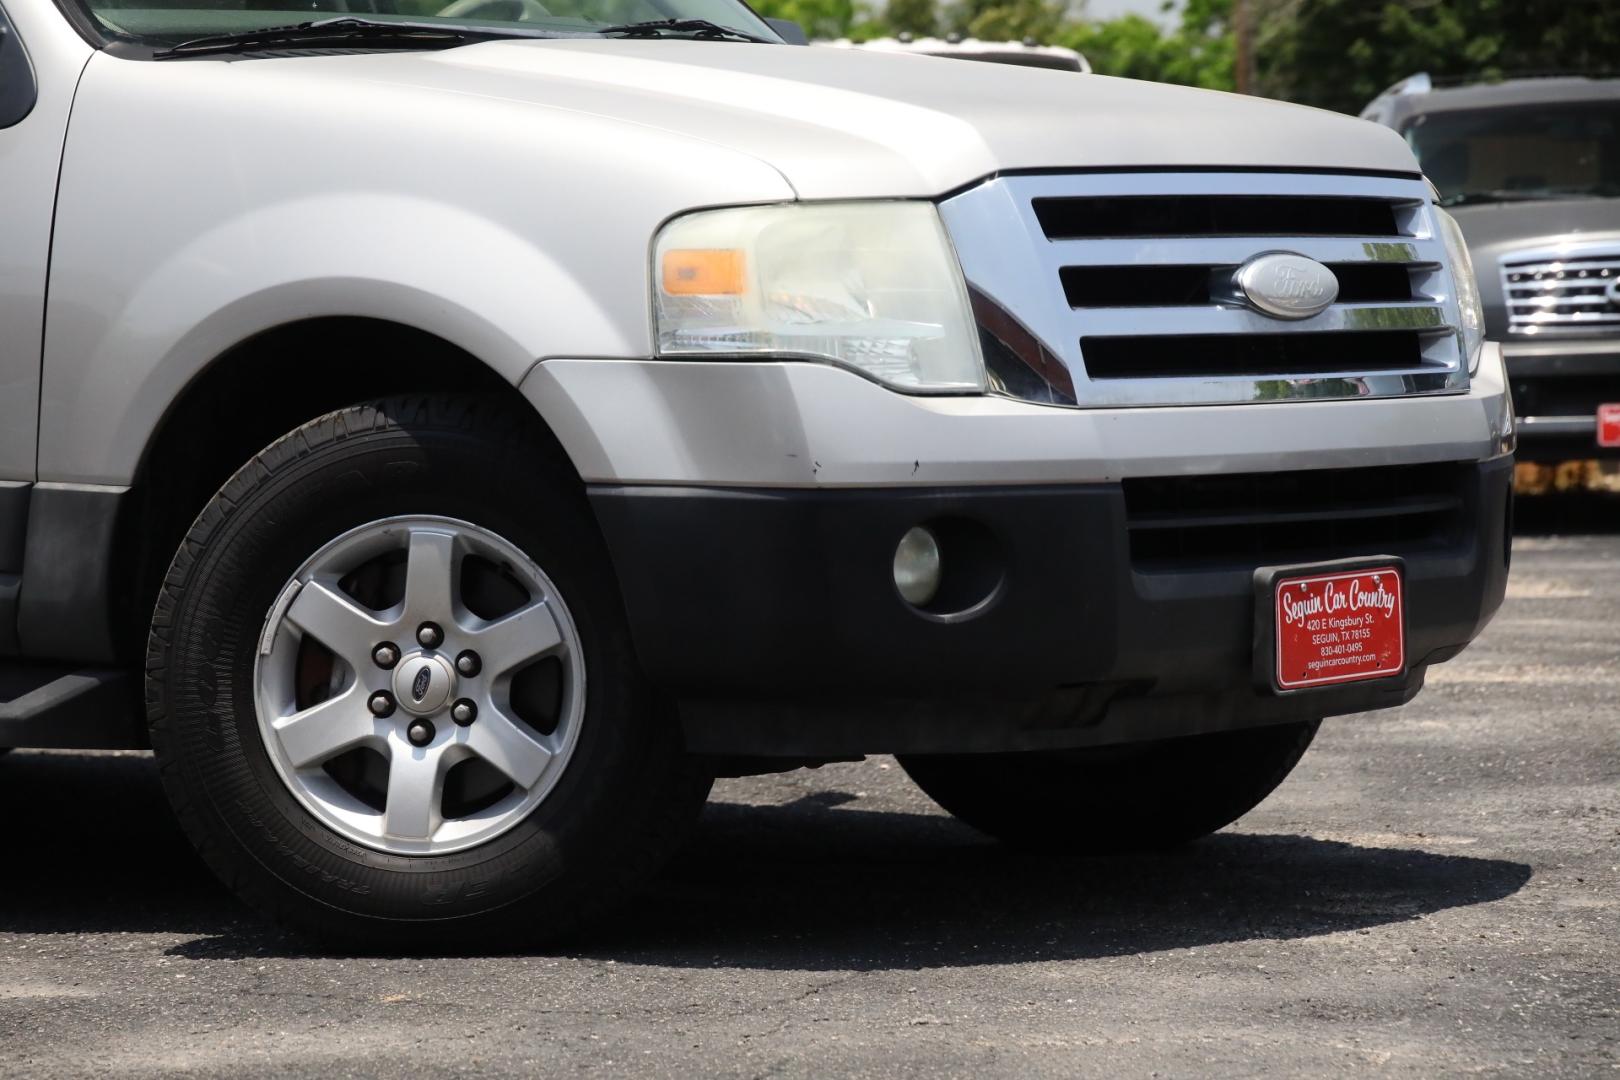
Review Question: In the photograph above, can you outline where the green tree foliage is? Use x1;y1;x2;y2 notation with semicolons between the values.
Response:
1256;0;1620;114
1061;0;1233;89
741;0;1618;116
883;0;939;37
752;0;864;40
1057;14;1174;81
936;0;1069;43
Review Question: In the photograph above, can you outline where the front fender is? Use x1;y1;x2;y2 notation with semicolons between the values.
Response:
40;50;794;485
46;193;624;487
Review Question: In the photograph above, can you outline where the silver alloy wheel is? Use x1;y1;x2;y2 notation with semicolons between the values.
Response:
254;515;586;856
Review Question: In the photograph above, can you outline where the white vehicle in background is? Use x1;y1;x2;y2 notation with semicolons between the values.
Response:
822;34;1091;73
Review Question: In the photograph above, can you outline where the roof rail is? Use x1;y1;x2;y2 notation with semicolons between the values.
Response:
1359;72;1431;124
1385;72;1433;98
1428;68;1619;87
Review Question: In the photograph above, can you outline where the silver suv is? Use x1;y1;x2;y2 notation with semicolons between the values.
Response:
0;0;1511;945
1363;74;1620;459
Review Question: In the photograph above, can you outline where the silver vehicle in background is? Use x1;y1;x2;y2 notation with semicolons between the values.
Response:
1363;74;1620;460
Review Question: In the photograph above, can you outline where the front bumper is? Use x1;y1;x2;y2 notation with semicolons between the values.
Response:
1504;338;1620;461
588;457;1512;756
521;349;1514;489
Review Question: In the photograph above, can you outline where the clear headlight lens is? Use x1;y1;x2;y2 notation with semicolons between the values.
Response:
1436;206;1485;374
652;202;986;392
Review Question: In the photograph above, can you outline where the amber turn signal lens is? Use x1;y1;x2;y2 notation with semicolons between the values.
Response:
662;249;747;296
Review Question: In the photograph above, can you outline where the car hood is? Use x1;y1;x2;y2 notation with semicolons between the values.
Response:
297;38;1421;198
1448;197;1620;251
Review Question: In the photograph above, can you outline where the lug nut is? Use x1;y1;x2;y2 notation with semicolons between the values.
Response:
372;642;400;669
450;699;478;726
455;650;482;678
367;691;396;718
416;622;443;649
406;719;435;747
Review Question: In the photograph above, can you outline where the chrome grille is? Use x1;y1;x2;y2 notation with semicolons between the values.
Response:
1499;242;1620;335
939;172;1471;407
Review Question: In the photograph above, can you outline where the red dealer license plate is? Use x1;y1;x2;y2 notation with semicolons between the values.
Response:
1274;566;1405;690
1598;404;1620;449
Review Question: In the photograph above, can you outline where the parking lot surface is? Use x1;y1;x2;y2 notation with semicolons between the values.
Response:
2;529;1616;1078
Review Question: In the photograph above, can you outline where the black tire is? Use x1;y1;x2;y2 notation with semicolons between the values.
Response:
899;721;1319;853
146;395;711;948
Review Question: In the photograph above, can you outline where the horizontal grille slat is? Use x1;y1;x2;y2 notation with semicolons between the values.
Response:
1123;463;1469;570
1512;311;1620;325
1082;330;1434;379
1514;294;1616;308
1510;285;1611;298
1034;196;1407;240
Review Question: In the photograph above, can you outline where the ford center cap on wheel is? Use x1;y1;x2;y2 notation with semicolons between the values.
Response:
1235;252;1340;319
394;654;455;716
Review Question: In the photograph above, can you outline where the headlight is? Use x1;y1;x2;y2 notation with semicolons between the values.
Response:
1435;206;1485;374
652;202;986;392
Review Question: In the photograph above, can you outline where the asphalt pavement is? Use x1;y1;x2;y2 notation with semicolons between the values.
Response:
2;520;1616;1077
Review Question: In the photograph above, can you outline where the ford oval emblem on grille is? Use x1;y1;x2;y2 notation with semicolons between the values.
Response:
411;667;432;703
1235;252;1339;320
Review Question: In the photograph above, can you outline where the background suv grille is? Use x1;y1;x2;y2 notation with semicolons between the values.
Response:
1123;462;1469;570
939;172;1471;407
1500;245;1620;335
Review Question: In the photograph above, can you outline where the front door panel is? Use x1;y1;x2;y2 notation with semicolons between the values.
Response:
0;1;89;482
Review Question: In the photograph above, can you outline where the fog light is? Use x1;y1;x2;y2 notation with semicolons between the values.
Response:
893;526;942;607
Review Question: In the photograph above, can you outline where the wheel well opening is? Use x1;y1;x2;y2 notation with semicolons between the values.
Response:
116;317;563;660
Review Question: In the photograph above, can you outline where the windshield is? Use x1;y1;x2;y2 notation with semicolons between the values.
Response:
1404;101;1620;206
70;0;776;50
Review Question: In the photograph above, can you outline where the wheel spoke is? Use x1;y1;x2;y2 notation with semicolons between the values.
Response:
285;581;393;667
464;601;564;674
272;687;379;769
461;706;554;790
383;743;448;842
403;528;457;626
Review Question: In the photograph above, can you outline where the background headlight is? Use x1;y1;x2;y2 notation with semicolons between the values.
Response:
1436;206;1485;375
653;202;986;392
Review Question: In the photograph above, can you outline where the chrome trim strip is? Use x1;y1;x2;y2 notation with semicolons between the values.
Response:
1517;294;1614;308
940;171;1470;408
1517;415;1598;435
1507;258;1620;278
1075;302;1450;338
1004;171;1433;202
1046;237;1429;267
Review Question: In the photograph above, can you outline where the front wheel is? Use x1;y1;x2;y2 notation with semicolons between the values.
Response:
899;721;1319;853
147;396;711;947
